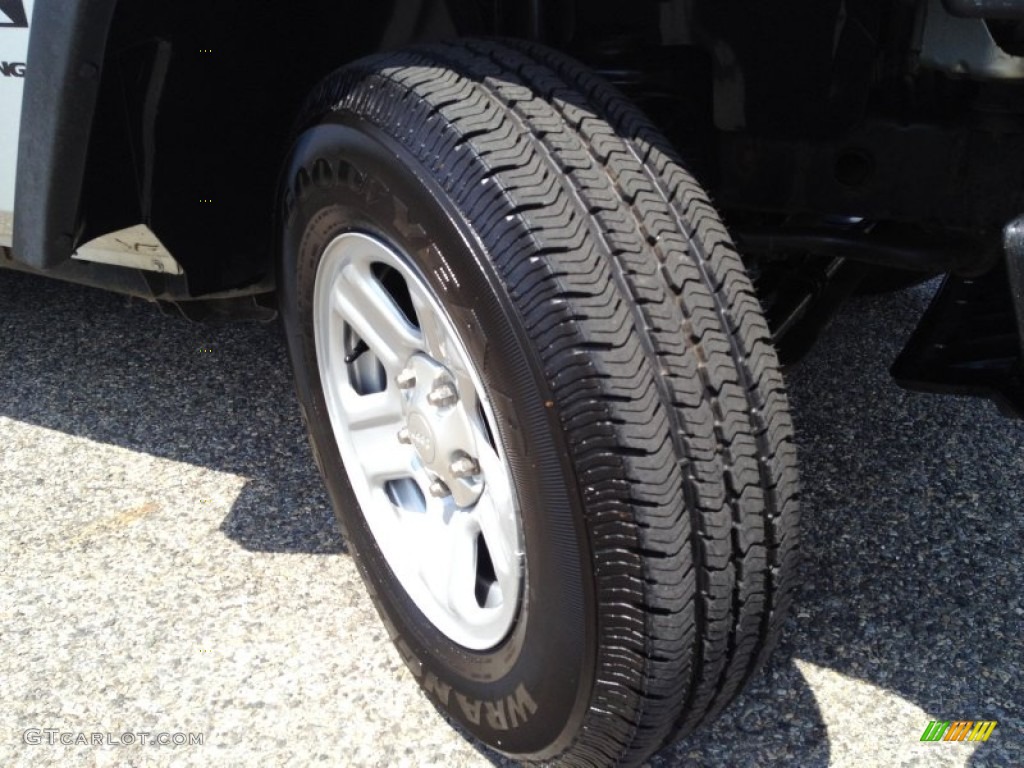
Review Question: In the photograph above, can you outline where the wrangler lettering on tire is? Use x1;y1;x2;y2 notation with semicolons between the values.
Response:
278;39;799;767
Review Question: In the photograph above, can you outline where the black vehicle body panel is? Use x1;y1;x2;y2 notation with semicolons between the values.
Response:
13;0;116;270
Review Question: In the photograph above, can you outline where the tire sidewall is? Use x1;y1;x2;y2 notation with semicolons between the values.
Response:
278;118;595;757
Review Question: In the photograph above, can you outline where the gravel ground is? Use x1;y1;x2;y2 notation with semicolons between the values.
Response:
0;269;1020;768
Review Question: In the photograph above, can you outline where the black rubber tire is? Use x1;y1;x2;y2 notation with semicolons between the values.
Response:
278;40;800;767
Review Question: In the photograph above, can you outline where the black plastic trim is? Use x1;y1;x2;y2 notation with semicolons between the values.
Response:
12;0;117;269
892;263;1024;418
735;224;982;273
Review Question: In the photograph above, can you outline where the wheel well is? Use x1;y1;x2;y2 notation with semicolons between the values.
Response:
37;0;1024;302
77;0;472;297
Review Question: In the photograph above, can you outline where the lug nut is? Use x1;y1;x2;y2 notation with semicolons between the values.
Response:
427;382;458;407
397;427;411;444
397;368;417;390
429;479;451;498
450;455;480;478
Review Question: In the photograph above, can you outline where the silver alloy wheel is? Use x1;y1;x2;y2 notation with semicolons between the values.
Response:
313;232;524;650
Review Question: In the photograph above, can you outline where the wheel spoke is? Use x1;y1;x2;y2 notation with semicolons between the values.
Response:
455;370;481;428
355;430;417;483
448;522;484;621
332;264;422;373
471;478;519;589
420;515;479;619
339;388;410;483
409;289;448;362
341;389;404;430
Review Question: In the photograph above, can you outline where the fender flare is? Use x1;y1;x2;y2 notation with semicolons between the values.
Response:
13;0;116;269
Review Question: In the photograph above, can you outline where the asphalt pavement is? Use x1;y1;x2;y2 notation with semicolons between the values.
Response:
0;269;1020;767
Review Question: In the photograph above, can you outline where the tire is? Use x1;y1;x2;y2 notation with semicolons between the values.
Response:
278;40;799;767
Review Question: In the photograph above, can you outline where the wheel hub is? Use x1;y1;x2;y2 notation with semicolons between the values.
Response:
404;412;436;462
397;354;484;508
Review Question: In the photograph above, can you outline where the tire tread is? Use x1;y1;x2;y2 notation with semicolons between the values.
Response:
314;40;800;767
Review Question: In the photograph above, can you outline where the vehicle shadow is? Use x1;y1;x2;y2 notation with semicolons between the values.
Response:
0;269;344;556
2;269;1020;766
777;283;1022;768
